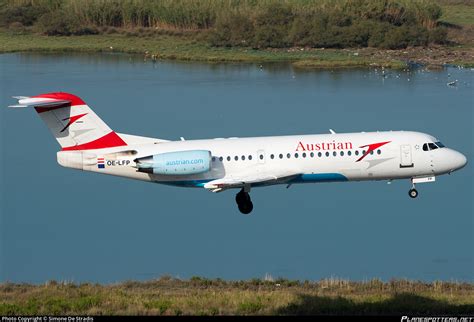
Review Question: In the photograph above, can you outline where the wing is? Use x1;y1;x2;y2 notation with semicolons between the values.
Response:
204;170;301;192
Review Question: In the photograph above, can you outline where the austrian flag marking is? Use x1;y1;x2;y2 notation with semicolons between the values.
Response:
97;158;105;169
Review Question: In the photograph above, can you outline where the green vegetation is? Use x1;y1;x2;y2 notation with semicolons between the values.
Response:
0;0;452;48
437;0;474;26
0;0;472;67
0;30;407;68
1;278;473;315
440;4;474;26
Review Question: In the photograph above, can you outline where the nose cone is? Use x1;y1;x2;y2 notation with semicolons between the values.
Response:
434;149;467;175
452;151;468;171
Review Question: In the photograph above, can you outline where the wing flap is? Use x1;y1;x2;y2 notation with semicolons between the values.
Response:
204;171;301;192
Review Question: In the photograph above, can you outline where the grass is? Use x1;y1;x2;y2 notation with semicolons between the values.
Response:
2;29;473;68
1;278;473;315
0;29;407;67
440;4;474;26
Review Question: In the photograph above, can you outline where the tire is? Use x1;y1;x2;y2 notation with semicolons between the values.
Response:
409;189;418;199
236;190;250;204
238;201;253;214
235;190;245;204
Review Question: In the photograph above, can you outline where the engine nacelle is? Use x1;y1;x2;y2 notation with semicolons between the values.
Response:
135;150;211;175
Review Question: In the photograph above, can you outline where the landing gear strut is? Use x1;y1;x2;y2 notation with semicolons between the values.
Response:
408;182;418;199
236;188;253;214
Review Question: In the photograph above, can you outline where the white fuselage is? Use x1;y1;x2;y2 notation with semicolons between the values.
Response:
56;131;467;189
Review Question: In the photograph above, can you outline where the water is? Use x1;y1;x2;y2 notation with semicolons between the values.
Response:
0;53;472;283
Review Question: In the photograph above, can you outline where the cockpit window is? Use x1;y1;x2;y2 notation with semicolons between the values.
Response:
423;142;445;151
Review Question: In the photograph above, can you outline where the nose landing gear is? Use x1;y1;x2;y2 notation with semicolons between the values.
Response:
409;188;418;198
236;188;253;214
409;182;418;198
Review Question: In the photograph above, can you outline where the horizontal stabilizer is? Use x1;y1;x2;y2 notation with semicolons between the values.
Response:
8;96;71;108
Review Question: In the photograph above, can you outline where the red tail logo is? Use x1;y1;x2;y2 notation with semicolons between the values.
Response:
60;113;87;133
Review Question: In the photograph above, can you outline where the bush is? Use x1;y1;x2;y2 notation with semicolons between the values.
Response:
209;11;254;47
36;12;99;36
8;21;26;32
288;14;330;47
429;26;448;44
0;4;48;27
253;3;294;48
367;22;393;47
381;27;411;49
381;25;429;49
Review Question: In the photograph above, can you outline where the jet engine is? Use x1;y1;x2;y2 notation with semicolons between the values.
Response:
135;150;211;175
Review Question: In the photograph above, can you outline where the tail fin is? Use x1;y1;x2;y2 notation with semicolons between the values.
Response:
10;92;127;151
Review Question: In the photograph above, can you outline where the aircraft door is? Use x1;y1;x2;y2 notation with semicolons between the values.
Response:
400;144;414;168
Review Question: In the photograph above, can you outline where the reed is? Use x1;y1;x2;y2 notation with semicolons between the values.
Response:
0;0;456;48
2;0;444;30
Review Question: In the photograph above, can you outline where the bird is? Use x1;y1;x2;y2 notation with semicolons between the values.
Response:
447;80;458;87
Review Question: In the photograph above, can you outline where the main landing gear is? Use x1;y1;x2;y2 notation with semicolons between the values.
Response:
409;182;418;199
236;188;253;214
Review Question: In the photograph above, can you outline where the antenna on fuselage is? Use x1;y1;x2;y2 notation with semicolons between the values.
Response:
329;129;336;134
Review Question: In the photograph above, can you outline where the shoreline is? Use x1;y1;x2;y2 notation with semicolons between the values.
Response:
2;31;473;69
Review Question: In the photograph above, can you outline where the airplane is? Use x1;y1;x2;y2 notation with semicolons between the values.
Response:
9;92;467;214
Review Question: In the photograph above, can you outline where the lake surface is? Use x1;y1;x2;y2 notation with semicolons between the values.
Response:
0;53;472;284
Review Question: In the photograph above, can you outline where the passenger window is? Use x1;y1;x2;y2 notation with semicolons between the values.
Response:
370;150;374;155
219;157;223;162
270;154;274;159
235;156;239;161
227;156;231;161
325;152;329;157
242;155;245;161
318;152;322;157
310;152;314;158
302;152;306;158
279;154;283;159
295;153;299;158
340;151;344;156
355;150;359;156
348;151;352;156
212;157;216;162
287;153;291;159
333;151;337;157
377;150;381;155
259;154;264;160
249;155;252;160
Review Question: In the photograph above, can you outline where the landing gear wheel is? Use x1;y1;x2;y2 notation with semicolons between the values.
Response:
238;201;254;214
236;189;253;214
409;188;418;198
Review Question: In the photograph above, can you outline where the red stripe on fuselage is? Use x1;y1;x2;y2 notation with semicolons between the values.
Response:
356;141;391;162
62;132;127;151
